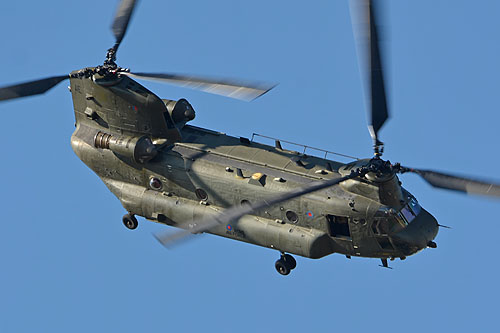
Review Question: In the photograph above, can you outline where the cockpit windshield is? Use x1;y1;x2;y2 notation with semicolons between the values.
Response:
398;196;421;225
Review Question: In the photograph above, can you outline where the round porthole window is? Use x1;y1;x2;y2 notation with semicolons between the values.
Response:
149;177;162;190
195;188;208;201
286;210;298;223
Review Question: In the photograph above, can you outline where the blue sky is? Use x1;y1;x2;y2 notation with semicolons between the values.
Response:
1;1;499;332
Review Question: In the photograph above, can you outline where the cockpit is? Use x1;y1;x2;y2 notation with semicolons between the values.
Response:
371;193;423;236
398;196;422;225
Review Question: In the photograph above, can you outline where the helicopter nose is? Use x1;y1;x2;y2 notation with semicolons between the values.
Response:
392;208;439;252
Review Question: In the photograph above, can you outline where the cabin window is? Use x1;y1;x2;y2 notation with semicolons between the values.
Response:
195;188;208;201
326;215;351;238
241;200;251;207
286;210;298;223
149;177;162;190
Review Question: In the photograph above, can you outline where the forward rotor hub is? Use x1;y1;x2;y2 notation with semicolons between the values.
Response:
104;47;119;69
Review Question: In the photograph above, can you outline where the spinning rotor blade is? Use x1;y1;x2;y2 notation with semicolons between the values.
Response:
350;0;389;152
111;0;138;52
155;171;361;247
0;75;68;102
123;72;276;101
401;167;500;198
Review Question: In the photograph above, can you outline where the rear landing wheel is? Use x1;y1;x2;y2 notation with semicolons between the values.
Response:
122;213;138;230
283;254;296;270
275;253;297;276
275;259;291;276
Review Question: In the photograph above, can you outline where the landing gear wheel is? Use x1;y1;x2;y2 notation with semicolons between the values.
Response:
275;259;291;276
122;213;138;230
283;254;296;270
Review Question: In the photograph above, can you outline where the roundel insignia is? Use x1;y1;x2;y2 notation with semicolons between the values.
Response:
226;224;232;230
306;211;314;218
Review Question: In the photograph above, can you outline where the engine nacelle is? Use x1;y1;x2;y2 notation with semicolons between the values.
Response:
94;132;157;163
162;98;195;128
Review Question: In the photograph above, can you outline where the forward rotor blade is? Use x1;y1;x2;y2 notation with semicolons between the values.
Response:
154;171;361;247
402;167;500;198
111;0;138;51
123;72;276;102
0;75;68;102
350;0;389;146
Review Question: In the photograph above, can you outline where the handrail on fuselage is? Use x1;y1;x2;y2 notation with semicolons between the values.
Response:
251;133;360;162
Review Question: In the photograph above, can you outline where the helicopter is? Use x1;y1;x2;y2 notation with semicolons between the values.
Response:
1;0;500;276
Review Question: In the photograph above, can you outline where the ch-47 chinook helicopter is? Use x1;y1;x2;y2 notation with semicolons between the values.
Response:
1;0;500;276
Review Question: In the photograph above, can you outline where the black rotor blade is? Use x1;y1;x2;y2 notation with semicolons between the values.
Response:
401;167;500;198
368;0;389;143
0;75;68;102
123;72;276;102
154;171;361;247
350;0;389;148
111;0;138;51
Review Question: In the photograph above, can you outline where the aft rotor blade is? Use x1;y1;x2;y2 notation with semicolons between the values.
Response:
111;0;138;51
0;75;68;102
123;72;276;102
154;171;362;247
402;167;500;198
350;0;389;147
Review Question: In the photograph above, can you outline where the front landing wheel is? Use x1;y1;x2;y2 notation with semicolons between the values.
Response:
122;213;138;230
